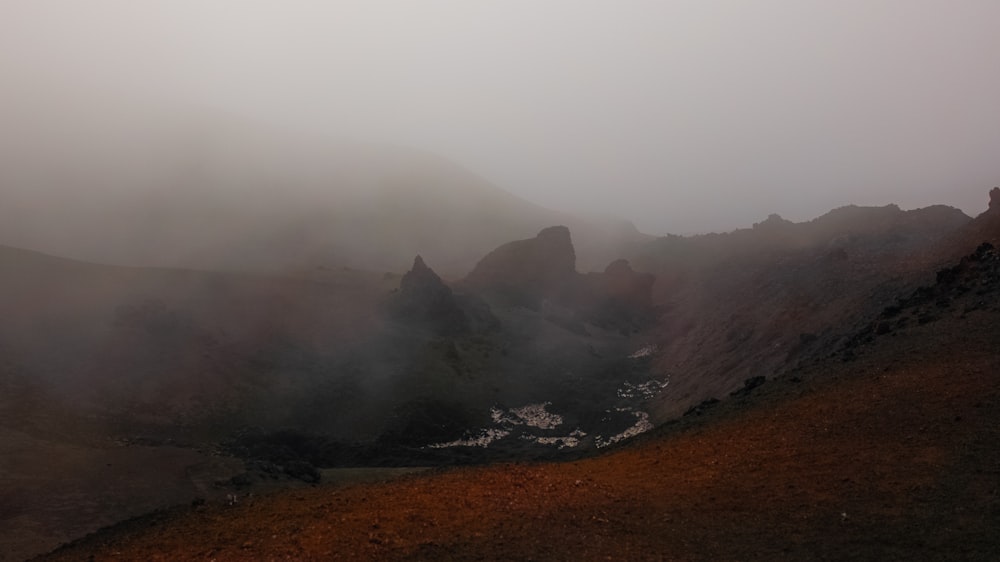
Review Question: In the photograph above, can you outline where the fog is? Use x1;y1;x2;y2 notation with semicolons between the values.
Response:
5;5;1000;558
2;1;999;237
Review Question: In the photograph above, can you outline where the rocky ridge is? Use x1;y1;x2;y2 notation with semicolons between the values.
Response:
389;255;468;334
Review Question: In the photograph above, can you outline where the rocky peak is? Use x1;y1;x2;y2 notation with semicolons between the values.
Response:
600;259;655;310
392;255;467;333
463;226;577;298
753;213;793;230
399;255;448;299
604;258;635;277
407;255;431;277
989;187;1000;212
536;225;572;244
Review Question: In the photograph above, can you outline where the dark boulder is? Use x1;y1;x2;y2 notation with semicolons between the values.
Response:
283;460;321;484
731;376;767;397
684;397;720;417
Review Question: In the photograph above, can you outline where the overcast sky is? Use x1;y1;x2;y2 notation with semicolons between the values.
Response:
2;1;998;234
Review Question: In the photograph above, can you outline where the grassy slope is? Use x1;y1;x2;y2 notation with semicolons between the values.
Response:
39;274;1000;560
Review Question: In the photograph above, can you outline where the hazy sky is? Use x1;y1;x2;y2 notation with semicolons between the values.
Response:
2;1;999;234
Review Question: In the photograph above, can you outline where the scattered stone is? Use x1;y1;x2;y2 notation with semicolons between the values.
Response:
684;398;720;417
731;376;767;397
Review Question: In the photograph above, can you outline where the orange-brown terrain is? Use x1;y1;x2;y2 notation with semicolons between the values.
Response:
3;191;997;561
38;258;1000;560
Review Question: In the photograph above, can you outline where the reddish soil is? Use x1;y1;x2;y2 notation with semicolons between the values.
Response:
40;308;1000;561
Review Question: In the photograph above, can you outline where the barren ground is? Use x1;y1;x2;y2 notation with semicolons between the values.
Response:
38;305;1000;561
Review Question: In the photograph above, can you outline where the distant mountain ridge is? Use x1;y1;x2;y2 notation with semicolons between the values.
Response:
628;193;987;421
0;111;646;275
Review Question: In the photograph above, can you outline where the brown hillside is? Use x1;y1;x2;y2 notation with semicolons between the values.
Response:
633;200;975;421
39;259;1000;560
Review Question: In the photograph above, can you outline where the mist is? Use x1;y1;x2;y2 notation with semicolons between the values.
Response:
3;1;998;240
7;4;1000;559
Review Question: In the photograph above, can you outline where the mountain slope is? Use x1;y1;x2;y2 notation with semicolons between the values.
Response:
0;233;658;560
627;201;974;420
6;193;997;560
38;243;1000;561
0;109;646;275
0;244;395;426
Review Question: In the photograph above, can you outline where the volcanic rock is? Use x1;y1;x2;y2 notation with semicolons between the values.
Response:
390;255;467;333
572;259;657;331
946;188;1000;250
752;213;794;232
461;226;656;328
601;259;655;311
463;226;577;302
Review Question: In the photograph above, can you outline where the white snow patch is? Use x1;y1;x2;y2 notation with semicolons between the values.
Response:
509;403;563;429
595;411;654;448
616;379;669;400
427;428;510;449
629;344;658;359
520;429;588;450
428;403;565;449
489;403;563;429
490;406;509;425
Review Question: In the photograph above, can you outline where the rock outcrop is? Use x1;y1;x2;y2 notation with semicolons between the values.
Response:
390;255;467;333
947;188;1000;251
600;259;655;311
576;259;657;330
752;213;794;232
462;226;577;303
459;226;656;329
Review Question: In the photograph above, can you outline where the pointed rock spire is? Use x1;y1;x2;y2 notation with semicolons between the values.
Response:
411;255;429;272
393;255;467;333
